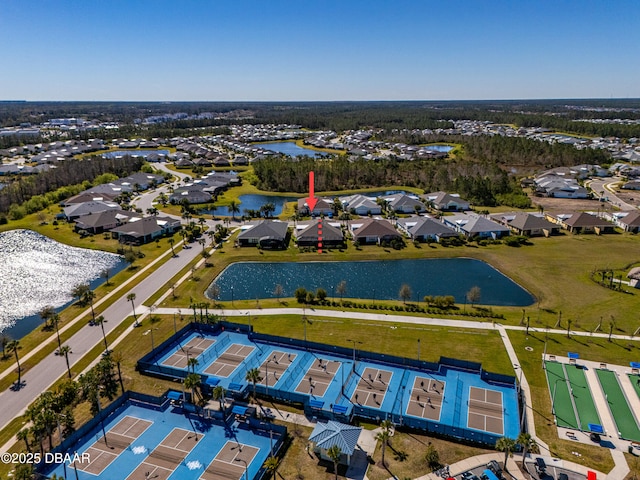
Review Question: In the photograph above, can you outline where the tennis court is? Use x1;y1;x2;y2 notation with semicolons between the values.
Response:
126;428;199;480
597;369;640;442
161;336;215;369
200;442;259;480
294;357;341;397
204;344;255;378
467;386;504;435
350;367;393;408
405;376;445;421
256;350;297;387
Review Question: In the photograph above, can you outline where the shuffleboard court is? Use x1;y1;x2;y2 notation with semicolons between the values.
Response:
72;416;152;475
257;350;297;387
563;364;600;430
597;369;640;442
126;428;200;480
294;357;341;397
200;441;259;480
405;377;445;421
204;344;255;378
350;367;392;409
467;386;504;435
162;337;215;369
629;374;640;401
545;361;579;430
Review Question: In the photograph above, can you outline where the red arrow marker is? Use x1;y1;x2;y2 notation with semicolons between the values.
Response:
306;171;318;212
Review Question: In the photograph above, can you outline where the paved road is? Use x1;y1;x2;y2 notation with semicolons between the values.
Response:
587;176;636;211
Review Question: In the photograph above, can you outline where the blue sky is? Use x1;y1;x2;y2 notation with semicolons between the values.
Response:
1;0;638;101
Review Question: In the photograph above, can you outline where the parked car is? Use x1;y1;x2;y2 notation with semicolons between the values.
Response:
590;432;602;443
534;457;547;476
486;460;503;477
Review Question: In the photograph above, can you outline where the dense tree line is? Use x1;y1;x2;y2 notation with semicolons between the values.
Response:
378;132;611;170
0;155;144;214
252;156;524;206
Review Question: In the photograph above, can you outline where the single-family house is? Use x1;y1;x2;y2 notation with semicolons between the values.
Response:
236;220;289;249
396;216;458;242
295;219;345;248
74;209;141;234
490;212;560;237
110;216;180;245
628;267;640;289
169;186;213;205
609;211;640;233
339;194;381;216
297;197;334;216
61;191;119;207
309;421;362;467
382;193;425;213
350;218;401;245
422;192;470;211
547;212;614;234
63;201;121;221
442;213;510;239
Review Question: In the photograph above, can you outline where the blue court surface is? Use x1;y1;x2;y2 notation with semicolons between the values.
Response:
140;322;520;445
41;397;282;480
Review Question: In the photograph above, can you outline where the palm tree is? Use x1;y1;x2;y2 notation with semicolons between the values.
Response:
376;428;390;467
245;368;263;400
0;334;10;359
198;238;206;254
39;305;55;329
51;313;62;352
228;200;240;220
168;237;176;257
517;432;536;468
327;444;342;480
83;289;97;323
336;280;347;304
100;267;111;286
7;340;22;386
16;428;30;453
94;316;109;354
187;357;200;373
59;345;72;378
495;437;516;473
263;456;279;480
273;284;284;303
184;373;202;404
213;385;226;411
127;293;138;325
111;350;126;394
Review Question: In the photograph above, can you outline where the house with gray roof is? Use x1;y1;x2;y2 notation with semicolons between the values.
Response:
236;220;289;249
295;219;345;248
396;216;458;242
110;216;180;245
297;197;334;216
339;194;381;216
74;209;141;234
169;186;213;205
422;191;470;211
382;193;425;213
63;200;121;221
349;218;401;245
442;213;510;239
490;211;559;237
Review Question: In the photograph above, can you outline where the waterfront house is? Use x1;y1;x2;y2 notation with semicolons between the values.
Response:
490;211;559;237
236;220;289;249
73;209;141;235
295;219;345;248
350;218;401;245
422;191;470;211
110;216;180;245
546;212;614;234
442;213;510;239
339;194;381;216
396;216;458;242
297;197;334;216
63;200;120;221
382;193;425;213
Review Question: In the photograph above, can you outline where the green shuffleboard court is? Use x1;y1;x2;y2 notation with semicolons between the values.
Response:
563;364;601;431
545;361;579;430
629;374;640;401
597;369;640;442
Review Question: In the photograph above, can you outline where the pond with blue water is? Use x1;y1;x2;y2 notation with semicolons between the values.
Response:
206;258;534;306
258;142;327;158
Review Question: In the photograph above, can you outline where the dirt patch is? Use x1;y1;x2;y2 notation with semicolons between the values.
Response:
529;195;608;215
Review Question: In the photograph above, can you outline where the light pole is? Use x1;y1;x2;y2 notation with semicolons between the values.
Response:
346;339;362;372
235;458;248;480
144;328;159;353
417;338;421;361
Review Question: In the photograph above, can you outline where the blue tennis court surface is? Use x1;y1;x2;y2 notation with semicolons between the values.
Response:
140;322;519;444
42;397;282;480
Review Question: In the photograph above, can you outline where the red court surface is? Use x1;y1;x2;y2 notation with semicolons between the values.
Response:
467;386;504;435
72;416;152;475
200;441;259;480
294;357;341;397
350;367;393;408
204;344;255;378
405;376;445;421
161;337;215;369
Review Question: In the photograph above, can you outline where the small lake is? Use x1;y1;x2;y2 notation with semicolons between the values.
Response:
0;230;127;339
204;194;298;217
102;149;170;158
206;259;534;306
421;144;454;152
258;142;327;158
